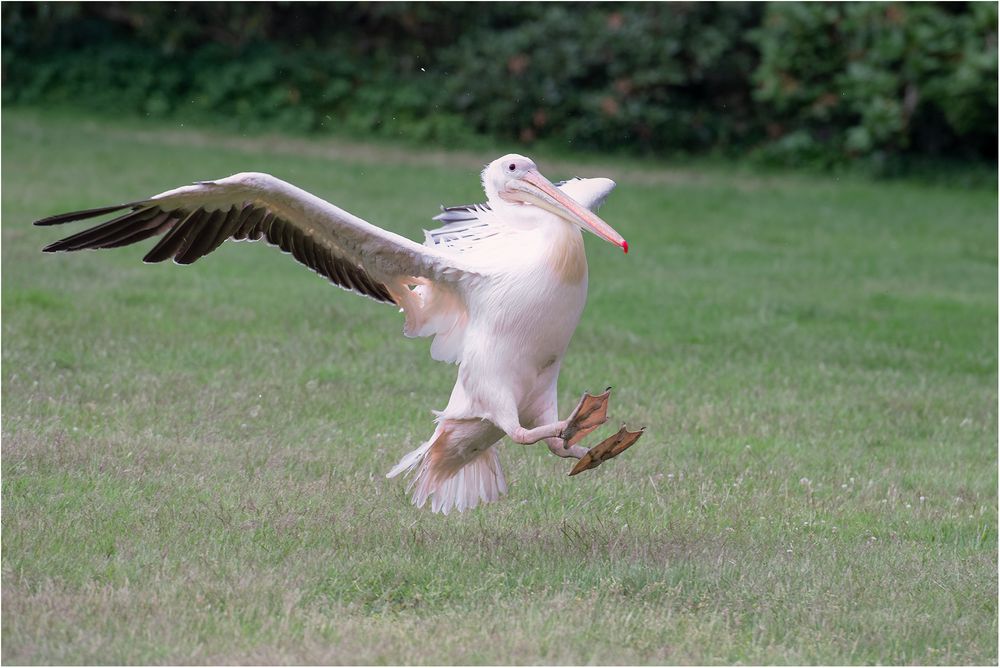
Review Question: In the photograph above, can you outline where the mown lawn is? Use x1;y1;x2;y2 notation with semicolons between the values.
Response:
2;108;997;664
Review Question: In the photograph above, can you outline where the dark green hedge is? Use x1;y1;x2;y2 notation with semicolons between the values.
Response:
3;2;996;167
752;2;998;167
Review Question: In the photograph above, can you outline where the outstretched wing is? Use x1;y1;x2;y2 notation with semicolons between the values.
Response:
36;172;479;305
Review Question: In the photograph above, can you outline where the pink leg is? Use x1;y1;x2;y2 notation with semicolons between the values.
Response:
510;421;567;445
508;389;611;452
544;436;589;459
509;388;645;475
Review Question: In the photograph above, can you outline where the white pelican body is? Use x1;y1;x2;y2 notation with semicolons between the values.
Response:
394;199;593;511
36;154;643;514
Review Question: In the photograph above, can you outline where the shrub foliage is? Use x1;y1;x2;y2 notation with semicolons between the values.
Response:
752;2;998;166
3;2;995;166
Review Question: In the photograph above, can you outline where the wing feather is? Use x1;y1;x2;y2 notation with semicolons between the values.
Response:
100;211;175;249
425;177;617;253
36;172;479;306
429;177;616;226
176;208;225;265
234;206;266;240
42;207;160;251
35;202;143;227
141;208;200;263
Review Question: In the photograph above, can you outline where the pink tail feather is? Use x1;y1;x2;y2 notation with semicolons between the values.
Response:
387;420;507;514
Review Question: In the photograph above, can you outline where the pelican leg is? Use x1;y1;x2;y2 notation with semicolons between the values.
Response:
544;436;589;460
510;388;643;474
510;421;567;445
509;388;612;446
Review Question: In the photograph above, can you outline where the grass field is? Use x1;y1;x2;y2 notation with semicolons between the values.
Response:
2;108;997;664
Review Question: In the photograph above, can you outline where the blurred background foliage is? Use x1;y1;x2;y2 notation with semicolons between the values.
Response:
3;2;996;170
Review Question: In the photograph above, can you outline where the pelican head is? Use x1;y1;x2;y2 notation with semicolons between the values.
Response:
482;154;628;253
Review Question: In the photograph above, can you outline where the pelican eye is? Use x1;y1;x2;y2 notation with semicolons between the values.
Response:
508;163;516;171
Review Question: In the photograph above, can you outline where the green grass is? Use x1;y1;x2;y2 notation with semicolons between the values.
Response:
2;108;997;665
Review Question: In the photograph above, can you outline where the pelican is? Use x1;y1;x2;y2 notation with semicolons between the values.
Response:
35;154;644;514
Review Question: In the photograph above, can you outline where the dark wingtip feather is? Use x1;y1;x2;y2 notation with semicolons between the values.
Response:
34;202;138;226
142;209;201;263
174;208;227;265
41;240;68;253
38;207;167;253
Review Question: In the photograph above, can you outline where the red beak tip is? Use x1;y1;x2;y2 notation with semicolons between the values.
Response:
622;241;629;254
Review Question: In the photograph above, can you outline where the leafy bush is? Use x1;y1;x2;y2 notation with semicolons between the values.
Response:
2;2;995;167
439;3;762;154
752;2;998;167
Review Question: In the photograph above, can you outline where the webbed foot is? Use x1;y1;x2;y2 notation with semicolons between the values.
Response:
559;387;612;446
568;424;645;476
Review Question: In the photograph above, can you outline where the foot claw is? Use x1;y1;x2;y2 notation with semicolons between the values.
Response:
568;424;645;476
560;387;612;446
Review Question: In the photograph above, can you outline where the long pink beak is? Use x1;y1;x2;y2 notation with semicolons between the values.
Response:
502;170;628;253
